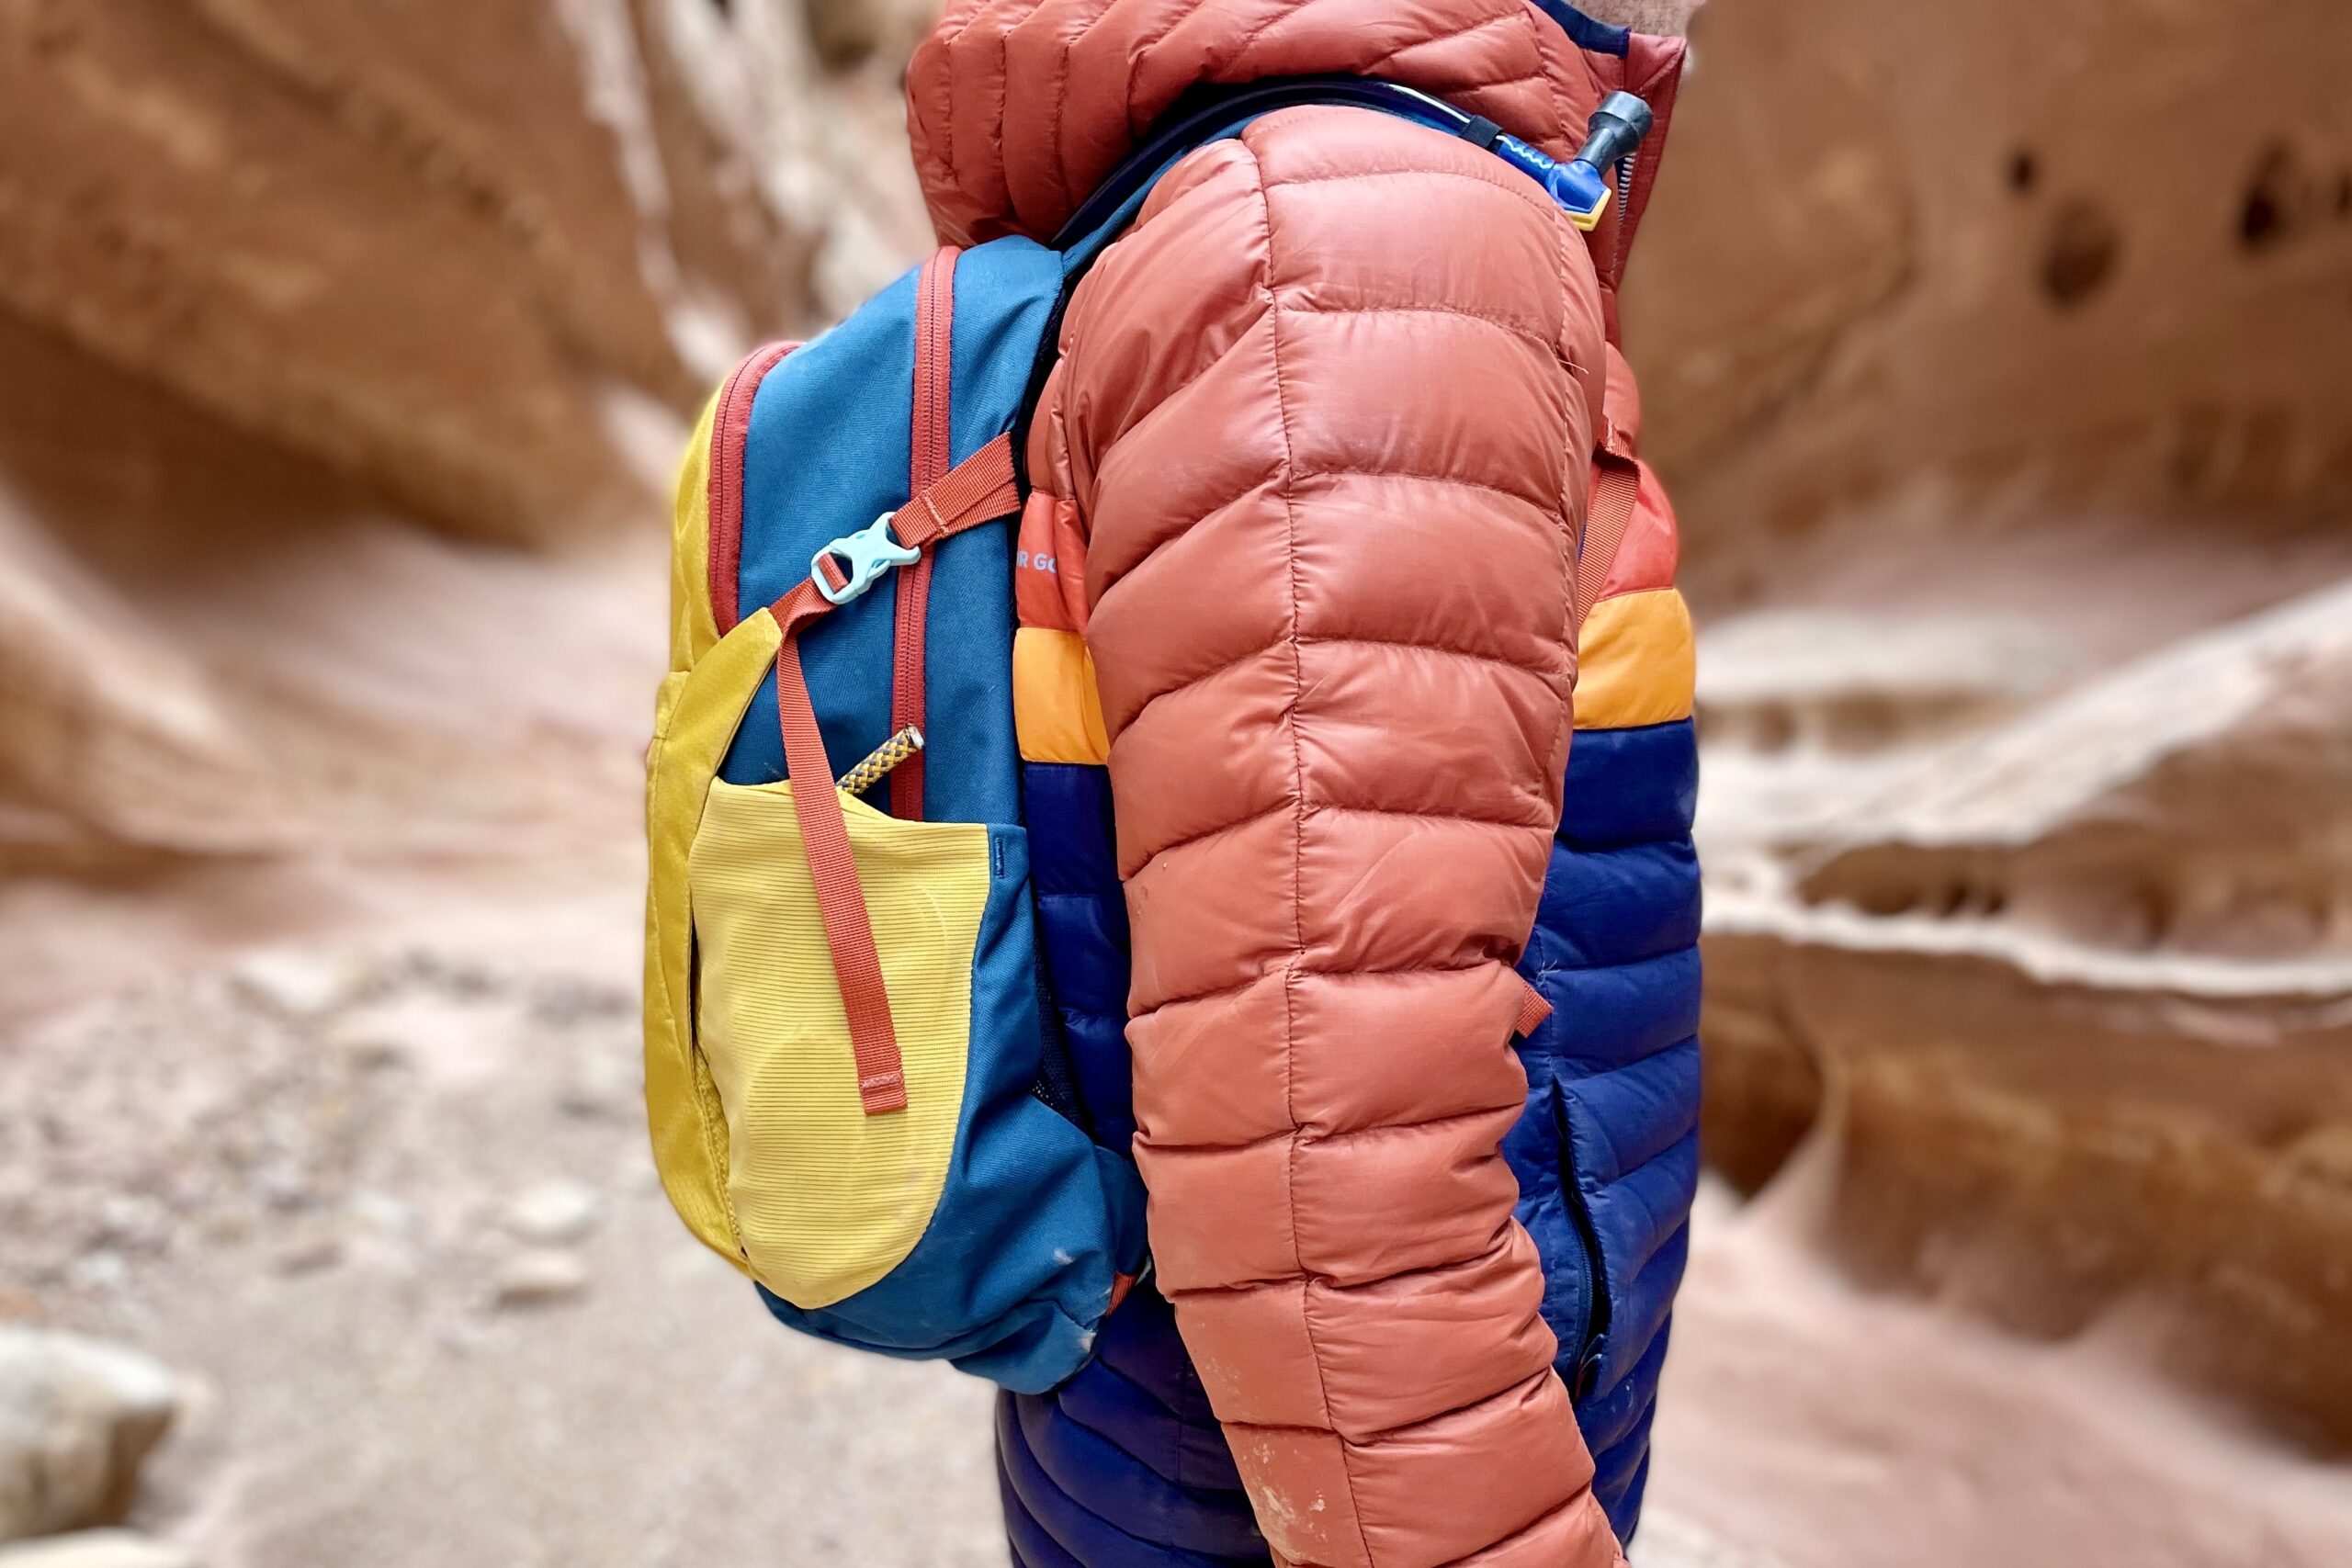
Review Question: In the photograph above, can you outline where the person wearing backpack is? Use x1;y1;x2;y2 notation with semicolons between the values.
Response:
644;2;1702;1563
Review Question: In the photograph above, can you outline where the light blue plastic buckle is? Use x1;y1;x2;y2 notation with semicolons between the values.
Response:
811;513;920;605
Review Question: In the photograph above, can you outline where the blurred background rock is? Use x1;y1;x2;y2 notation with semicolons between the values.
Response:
1;2;2347;1564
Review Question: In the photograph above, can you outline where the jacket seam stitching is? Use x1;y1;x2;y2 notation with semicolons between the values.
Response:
1049;20;1076;219
1098;288;1584;471
1091;209;1582;472
982;21;1010;232
1184;1364;1562;1453
1109;631;1560;751
1308;634;1567;681
1265;161;1553;215
1095;467;1563;635
1307;464;1558;513
1139;962;1497;1032
1364;8;1523;74
1136;796;1553;874
1144;1098;1526;1159
1248;125;1378;1565
1088;296;1277;479
1309;801;1554;831
1445;1495;1599;1566
1172;1237;1539;1302
1128;798;1288;866
1091;460;1565;642
1288;300;1580;375
1120;3;1193;141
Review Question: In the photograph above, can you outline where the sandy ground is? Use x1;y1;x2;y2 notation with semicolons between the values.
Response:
3;870;2346;1568
1650;1163;2352;1567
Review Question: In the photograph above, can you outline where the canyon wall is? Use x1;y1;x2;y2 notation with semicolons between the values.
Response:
0;0;923;894
1625;0;2352;581
1628;0;2352;1445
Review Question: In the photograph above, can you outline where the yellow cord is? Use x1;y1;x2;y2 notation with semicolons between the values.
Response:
837;726;925;795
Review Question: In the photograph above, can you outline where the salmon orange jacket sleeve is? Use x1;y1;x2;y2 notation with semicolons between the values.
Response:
1025;107;1629;1568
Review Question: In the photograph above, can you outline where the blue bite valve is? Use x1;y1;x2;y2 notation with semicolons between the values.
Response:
1485;89;1653;231
1557;90;1655;231
1544;159;1616;231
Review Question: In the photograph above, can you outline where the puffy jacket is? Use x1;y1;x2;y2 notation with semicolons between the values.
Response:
906;3;1698;1564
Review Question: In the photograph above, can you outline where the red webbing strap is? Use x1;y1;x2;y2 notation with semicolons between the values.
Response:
767;435;1022;1117
1575;449;1642;630
771;577;908;1116
890;247;961;819
890;433;1019;550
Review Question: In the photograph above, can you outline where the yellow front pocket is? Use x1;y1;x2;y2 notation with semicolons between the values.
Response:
687;782;988;1308
645;611;783;1265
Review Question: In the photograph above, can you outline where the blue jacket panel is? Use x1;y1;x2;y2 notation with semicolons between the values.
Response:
1005;716;1701;1557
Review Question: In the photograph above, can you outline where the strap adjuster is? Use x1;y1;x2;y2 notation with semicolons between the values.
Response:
811;513;920;605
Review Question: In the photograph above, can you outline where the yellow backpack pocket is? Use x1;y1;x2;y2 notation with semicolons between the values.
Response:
688;781;982;1306
643;608;780;1263
644;607;988;1305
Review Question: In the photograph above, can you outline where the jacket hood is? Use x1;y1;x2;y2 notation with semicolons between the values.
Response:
906;0;1681;257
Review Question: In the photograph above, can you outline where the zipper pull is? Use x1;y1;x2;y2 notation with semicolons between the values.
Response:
837;726;924;796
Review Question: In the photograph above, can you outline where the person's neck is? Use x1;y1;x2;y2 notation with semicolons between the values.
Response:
1574;0;1702;35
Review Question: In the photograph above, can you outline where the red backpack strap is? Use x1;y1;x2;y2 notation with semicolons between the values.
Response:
767;434;1020;1115
1576;423;1641;630
889;246;962;820
770;580;909;1113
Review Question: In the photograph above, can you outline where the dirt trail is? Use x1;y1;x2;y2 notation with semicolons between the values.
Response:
2;889;1007;1567
7;876;2347;1567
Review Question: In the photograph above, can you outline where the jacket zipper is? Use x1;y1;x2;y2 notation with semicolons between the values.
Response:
1609;152;1637;286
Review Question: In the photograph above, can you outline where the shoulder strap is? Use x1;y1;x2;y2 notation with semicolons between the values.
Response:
1048;76;1474;270
1053;73;1650;268
1017;77;1490;480
1576;448;1640;629
1017;75;1649;481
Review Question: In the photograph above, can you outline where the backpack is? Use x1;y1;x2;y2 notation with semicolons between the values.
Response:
642;76;1652;1393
